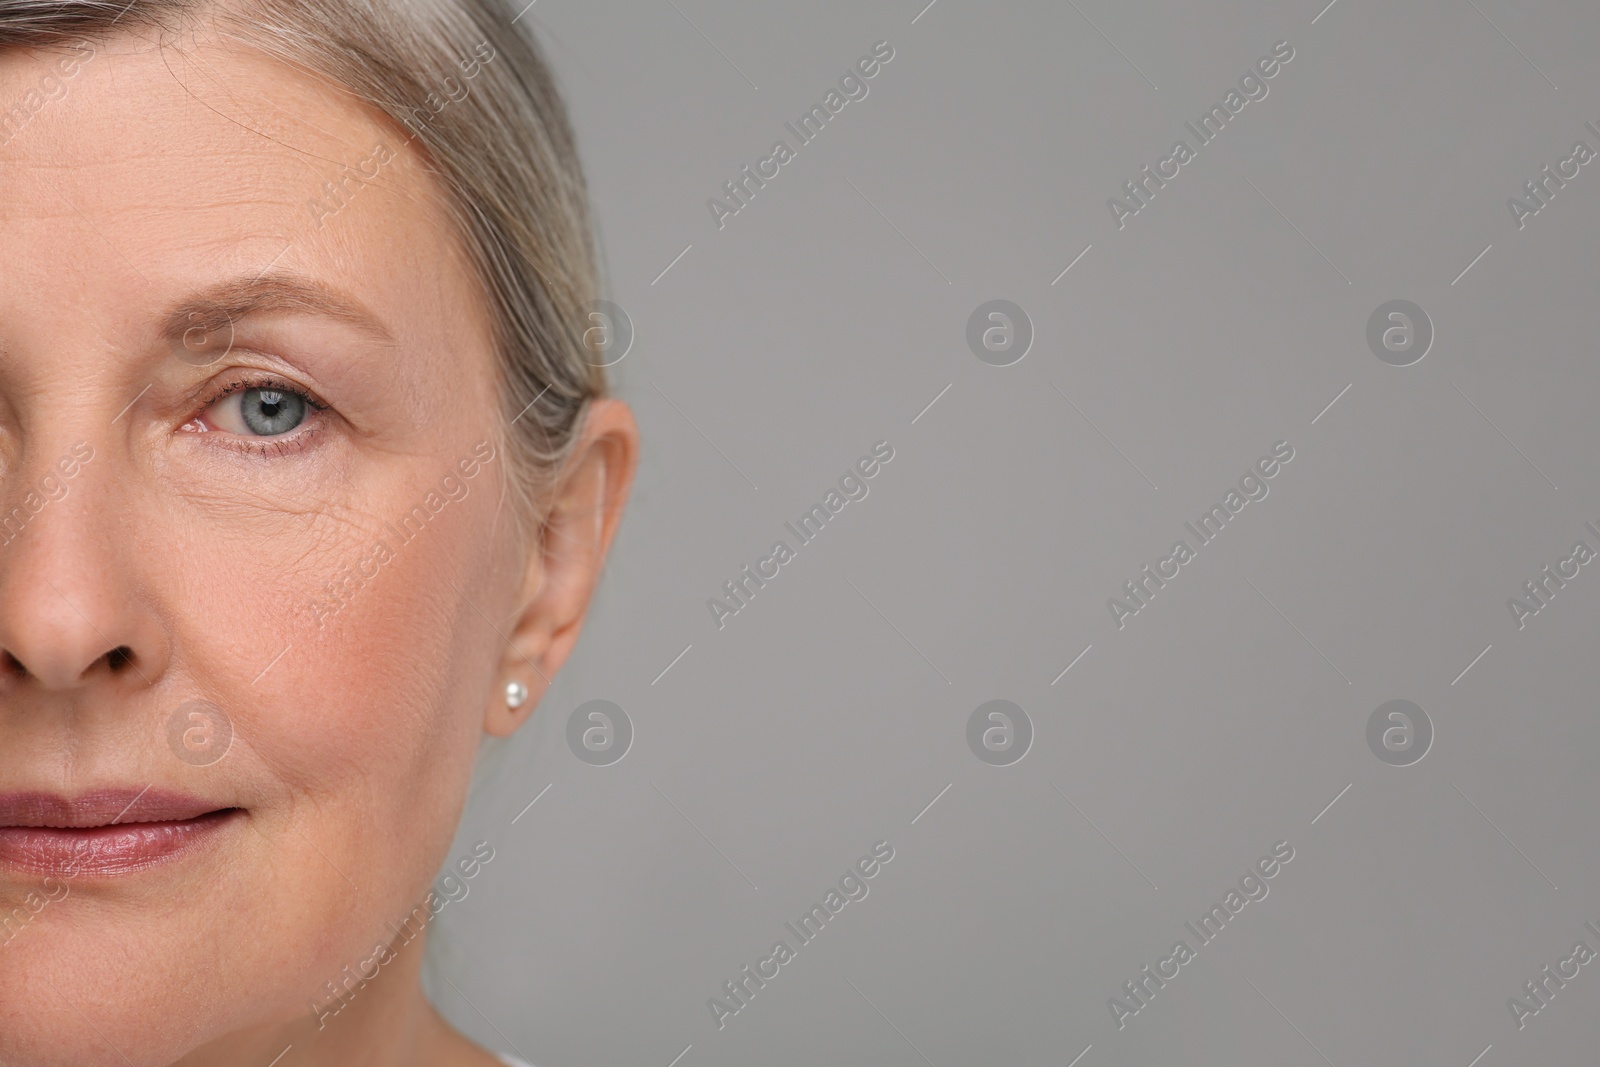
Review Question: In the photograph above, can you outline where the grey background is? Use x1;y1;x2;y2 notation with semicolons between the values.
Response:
427;1;1600;1064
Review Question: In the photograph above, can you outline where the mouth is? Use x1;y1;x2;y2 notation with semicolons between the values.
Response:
0;790;243;877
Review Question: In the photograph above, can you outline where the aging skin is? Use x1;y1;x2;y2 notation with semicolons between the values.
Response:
0;23;635;1067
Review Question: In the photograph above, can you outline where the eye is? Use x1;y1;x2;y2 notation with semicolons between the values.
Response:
200;383;315;437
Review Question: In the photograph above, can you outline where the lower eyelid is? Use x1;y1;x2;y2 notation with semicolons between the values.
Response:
191;412;326;457
231;422;322;456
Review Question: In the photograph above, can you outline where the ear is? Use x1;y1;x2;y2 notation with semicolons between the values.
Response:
484;398;638;737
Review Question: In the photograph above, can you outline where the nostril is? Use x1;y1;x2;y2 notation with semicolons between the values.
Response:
0;646;142;683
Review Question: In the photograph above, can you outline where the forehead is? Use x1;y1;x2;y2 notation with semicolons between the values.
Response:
0;29;490;374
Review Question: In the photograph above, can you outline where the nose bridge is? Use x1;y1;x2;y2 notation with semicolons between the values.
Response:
0;436;168;690
0;438;94;540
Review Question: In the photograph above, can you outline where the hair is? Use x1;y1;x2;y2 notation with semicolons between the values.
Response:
0;0;606;534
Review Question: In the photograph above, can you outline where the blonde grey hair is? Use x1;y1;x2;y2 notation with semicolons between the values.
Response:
0;0;605;532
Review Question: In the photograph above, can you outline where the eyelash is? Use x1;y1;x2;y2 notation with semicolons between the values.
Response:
191;374;329;458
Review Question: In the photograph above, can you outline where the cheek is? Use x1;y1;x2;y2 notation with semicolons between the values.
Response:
159;464;512;967
230;476;509;806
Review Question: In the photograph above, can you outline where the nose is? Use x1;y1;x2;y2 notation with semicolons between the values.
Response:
0;444;170;691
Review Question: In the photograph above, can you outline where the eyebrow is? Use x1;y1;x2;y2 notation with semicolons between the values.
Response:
160;273;396;346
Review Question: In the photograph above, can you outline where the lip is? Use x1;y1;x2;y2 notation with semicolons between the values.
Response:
0;789;241;877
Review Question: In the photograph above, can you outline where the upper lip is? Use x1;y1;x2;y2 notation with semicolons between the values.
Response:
0;789;228;828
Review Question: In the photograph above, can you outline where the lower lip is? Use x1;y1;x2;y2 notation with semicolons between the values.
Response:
0;809;240;877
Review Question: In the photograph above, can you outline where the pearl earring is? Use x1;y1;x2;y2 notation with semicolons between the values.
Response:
505;680;528;709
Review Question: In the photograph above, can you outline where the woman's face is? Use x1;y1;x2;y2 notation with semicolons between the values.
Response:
0;28;597;1065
